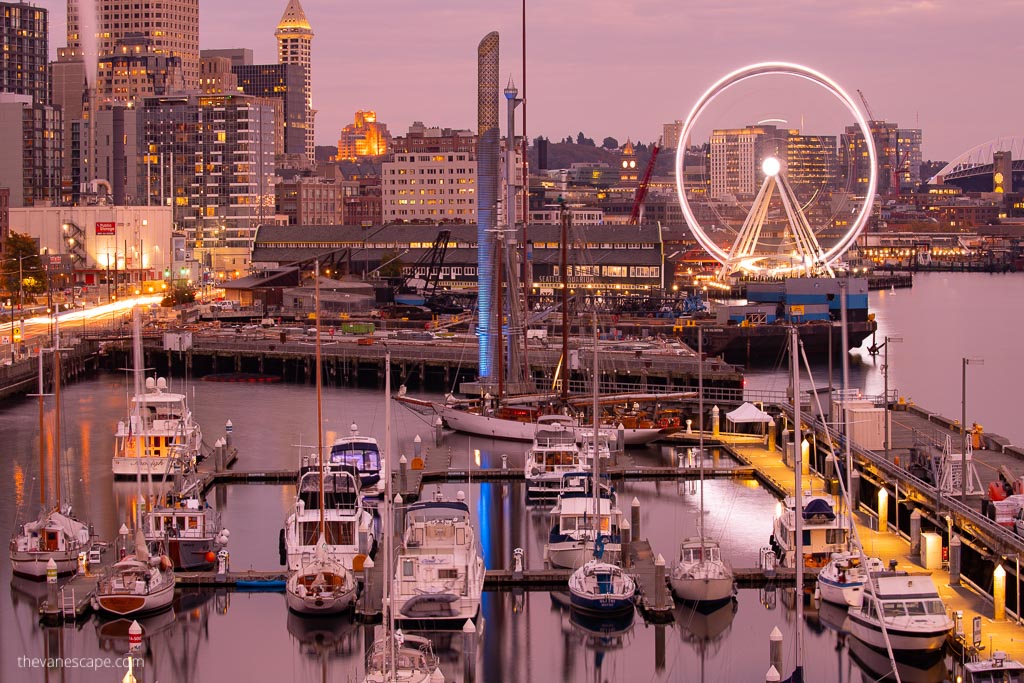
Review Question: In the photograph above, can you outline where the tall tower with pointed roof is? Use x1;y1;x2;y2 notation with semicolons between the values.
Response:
276;0;316;163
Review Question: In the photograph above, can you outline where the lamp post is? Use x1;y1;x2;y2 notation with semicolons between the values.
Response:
882;335;902;461
962;357;984;505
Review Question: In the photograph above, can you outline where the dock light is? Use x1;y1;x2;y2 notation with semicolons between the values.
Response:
474;449;481;467
995;564;1007;620
878;488;889;532
775;501;782;519
762;156;781;177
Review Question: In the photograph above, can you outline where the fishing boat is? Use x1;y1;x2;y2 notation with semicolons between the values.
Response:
393;490;484;623
328;423;383;494
816;550;886;608
847;573;953;654
567;317;636;618
770;490;850;569
670;331;734;607
362;351;444;683
524;415;584;498
10;321;92;579
95;307;175;618
142;453;228;571
545;472;622;570
112;375;203;478
284;262;365;616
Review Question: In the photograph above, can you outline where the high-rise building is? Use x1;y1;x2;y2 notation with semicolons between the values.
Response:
95;34;185;106
1;2;49;105
710;126;773;198
662;120;684;151
0;93;62;207
200;48;253;68
275;0;315;164
142;93;276;257
232;63;305;157
380;151;477;223
50;49;87;203
337;111;391;160
780;131;837;195
0;187;9;255
476;31;499;380
896;128;923;191
839;121;913;196
67;0;200;90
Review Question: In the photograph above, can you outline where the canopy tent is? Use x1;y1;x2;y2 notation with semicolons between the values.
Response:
726;402;775;426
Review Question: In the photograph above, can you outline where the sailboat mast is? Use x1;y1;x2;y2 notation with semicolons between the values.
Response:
383;350;397;679
592;312;600;551
698;331;704;545
314;261;324;537
560;202;569;403
791;326;805;679
840;278;852;532
53;315;62;510
132;306;144;528
37;352;45;508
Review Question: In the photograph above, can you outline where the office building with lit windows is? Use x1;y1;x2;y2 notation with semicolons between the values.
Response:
381;151;477;223
0;93;62;208
232;63;306;157
1;1;49;105
840;121;921;196
337;111;392;160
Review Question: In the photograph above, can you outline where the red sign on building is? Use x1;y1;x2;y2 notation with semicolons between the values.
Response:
95;221;116;235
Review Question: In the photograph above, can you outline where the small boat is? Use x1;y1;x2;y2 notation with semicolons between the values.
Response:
963;652;1024;683
393;491;484;624
847;573;953;654
285;535;357;616
669;537;734;607
112;376;203;478
816;550;886;608
545;472;623;570
568;559;637;617
524;415;584;498
770;491;850;568
143;458;228;571
327;423;383;494
94;532;175;617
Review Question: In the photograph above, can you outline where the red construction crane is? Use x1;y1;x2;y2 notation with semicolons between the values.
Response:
628;138;661;226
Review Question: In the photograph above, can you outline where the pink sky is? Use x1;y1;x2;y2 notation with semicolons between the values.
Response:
48;0;1022;161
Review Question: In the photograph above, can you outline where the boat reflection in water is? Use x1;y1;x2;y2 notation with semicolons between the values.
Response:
675;598;737;683
551;590;635;682
287;609;363;682
847;635;949;683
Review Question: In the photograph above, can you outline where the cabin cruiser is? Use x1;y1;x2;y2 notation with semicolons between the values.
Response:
524;415;585;498
963;652;1024;683
770;491;849;568
142;468;228;571
393;491;484;623
328;424;383;494
113;377;203;478
816;550;886;608
847;574;953;654
545;472;622;570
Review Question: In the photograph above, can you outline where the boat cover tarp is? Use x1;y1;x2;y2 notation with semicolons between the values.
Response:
726;402;775;425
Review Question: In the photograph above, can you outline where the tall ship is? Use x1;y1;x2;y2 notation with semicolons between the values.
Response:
678;277;876;363
113;376;203;478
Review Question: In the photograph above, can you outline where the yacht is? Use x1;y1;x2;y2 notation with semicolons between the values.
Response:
328;423;383;494
669;537;734;607
847;573;954;654
545;472;623;570
393;491;484;623
816;549;886;608
142;466;228;571
113;376;203;478
93;531;175;617
282;463;374;572
770;491;849;568
524;415;584;498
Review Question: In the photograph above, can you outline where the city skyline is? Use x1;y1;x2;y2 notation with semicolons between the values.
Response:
42;0;1021;162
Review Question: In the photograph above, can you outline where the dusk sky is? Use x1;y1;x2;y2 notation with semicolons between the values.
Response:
48;0;1021;161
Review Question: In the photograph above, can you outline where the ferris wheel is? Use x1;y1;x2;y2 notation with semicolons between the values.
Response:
674;62;878;279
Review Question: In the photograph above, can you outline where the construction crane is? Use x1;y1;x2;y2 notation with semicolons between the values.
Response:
628;137;661;226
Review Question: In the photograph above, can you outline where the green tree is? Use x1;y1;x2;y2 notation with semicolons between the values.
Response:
602;137;619;150
378;250;404;278
2;232;46;304
162;283;196;306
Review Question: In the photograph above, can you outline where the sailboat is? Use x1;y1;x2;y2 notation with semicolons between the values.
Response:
285;262;358;616
567;318;636;617
94;306;175;618
10;320;92;578
363;349;444;682
670;331;734;607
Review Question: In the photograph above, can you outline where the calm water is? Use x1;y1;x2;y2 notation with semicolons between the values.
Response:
4;271;1020;682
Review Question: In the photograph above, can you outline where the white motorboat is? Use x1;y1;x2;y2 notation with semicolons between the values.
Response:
545;472;622;570
670;537;734;606
568;559;637;617
328;423;383;494
770;491;850;569
816;550;886;608
112;376;203;478
963;652;1024;683
10;322;92;579
847;574;954;654
393;491;484;623
524;415;585;498
94;531;175;617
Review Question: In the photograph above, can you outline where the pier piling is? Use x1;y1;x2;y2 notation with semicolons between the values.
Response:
769;626;784;675
631;497;641;541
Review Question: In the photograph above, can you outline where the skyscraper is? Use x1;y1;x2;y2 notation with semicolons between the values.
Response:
476;31;499;381
276;0;315;164
1;2;49;105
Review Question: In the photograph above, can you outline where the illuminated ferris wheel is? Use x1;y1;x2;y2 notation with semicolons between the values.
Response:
674;63;878;279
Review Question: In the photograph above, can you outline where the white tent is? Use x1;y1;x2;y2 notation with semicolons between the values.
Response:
726;402;775;427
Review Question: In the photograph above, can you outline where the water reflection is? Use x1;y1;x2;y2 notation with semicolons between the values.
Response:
676;599;737;683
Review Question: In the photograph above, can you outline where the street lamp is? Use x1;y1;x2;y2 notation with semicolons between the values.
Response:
882;335;902;461
962;357;984;505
